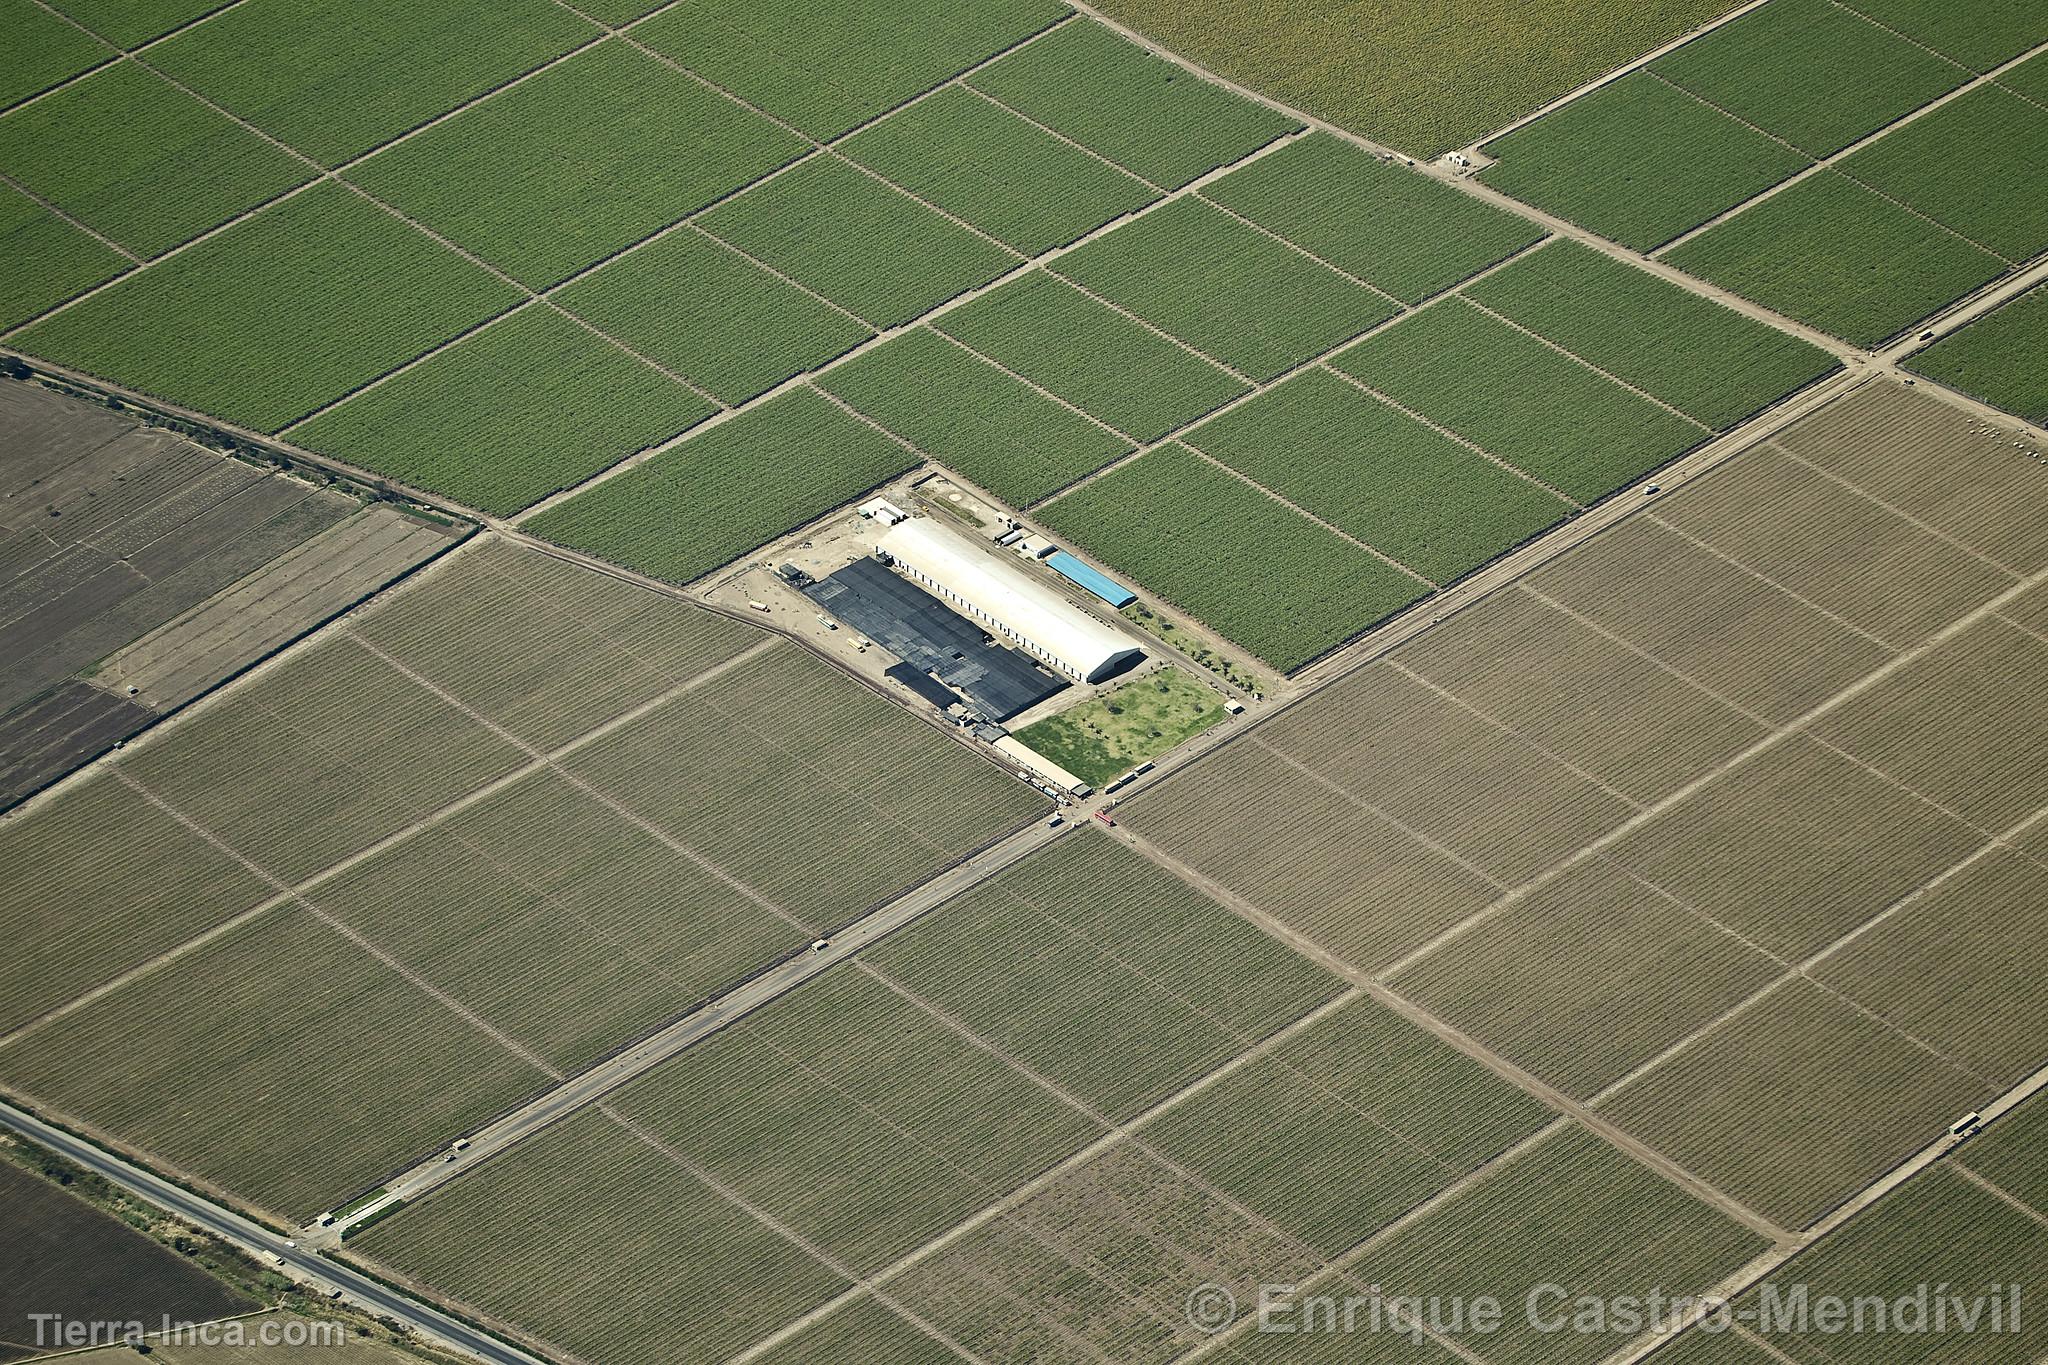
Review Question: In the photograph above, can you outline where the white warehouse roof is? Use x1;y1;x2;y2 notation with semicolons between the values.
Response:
879;518;1142;684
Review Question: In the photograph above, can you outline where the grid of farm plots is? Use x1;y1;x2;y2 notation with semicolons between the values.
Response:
5;0;1843;680
1477;0;2048;347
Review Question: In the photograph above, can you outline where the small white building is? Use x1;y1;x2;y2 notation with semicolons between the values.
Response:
879;518;1142;683
858;497;908;525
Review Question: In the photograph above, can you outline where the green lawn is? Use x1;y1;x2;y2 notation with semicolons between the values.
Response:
934;271;1247;440
0;61;310;258
13;182;522;432
289;305;713;515
1186;367;1572;583
840;85;1157;254
1050;196;1395;381
556;228;873;404
815;327;1131;506
347;41;805;287
148;0;598;166
1665;170;2008;346
526;387;919;585
1480;70;1807;250
1012;666;1229;787
697;156;1016;329
1332;298;1707;502
967;18;1298;188
1202;132;1544;302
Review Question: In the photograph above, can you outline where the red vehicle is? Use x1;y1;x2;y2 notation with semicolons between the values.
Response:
1095;807;1116;827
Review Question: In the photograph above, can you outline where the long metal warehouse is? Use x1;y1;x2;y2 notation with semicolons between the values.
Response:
878;518;1143;684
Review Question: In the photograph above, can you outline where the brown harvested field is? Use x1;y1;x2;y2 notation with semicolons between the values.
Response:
1597;978;1994;1229
2001;577;2048;636
1603;735;1983;961
1389;858;1781;1099
748;1296;959;1365
1813;846;2048;1087
1769;380;2048;574
867;830;1342;1122
1122;737;1501;972
606;966;1100;1275
1257;662;1638;883
1730;1163;2048;1364
1136;995;1553;1257
0;769;270;1036
1355;1124;1771;1365
0;1160;251;1360
306;767;803;1074
0;679;154;807
1524;516;1895;725
565;641;1047;930
883;1141;1317;1365
119;632;527;883
1635;1328;1783;1364
1809;615;2048;832
348;536;759;750
358;1107;846;1365
1958;1092;2048;1216
0;905;550;1220
100;506;457;710
1394;586;1766;805
1652;443;2019;647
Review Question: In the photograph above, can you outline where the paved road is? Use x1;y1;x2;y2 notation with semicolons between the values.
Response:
0;1099;549;1365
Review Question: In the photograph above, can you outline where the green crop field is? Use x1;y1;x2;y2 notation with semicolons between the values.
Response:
0;770;269;1036
0;61;308;258
1140;995;1553;1256
348;42;803;289
1039;444;1430;671
1050;196;1396;381
42;0;216;46
1465;239;1840;428
1907;281;2048;421
2;0;108;110
1839;84;2048;263
0;903;552;1219
613;966;1100;1271
290;306;713;515
1480;71;1808;250
360;1107;848;1365
840;85;1158;255
119;633;527;883
814;327;1131;506
1665;170;2008;345
527;387;919;586
1362;1125;1771;1365
1185;368;1573;583
967;18;1298;189
749;1296;958;1365
1090;0;1738;157
13;182;521;432
1009;667;1229;788
1202;133;1545;303
0;183;125;329
349;538;760;751
1733;1165;2048;1363
146;0;597;166
869;830;1339;1119
305;768;801;1074
556;228;872;406
562;643;1047;927
696;156;1015;329
934;271;1248;440
1651;0;1966;156
1332;298;1707;502
2004;48;2048;102
1598;978;1992;1228
634;0;1065;142
1850;0;2048;71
